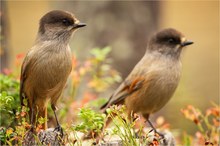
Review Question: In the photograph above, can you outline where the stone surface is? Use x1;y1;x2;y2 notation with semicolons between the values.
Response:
22;128;64;146
22;128;175;146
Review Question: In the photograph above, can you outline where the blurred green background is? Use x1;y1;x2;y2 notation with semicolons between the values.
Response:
1;1;219;135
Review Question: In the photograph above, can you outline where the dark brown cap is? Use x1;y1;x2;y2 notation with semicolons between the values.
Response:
39;10;85;34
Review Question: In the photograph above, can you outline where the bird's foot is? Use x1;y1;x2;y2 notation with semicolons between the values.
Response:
29;125;35;132
150;129;167;144
148;128;164;138
146;119;164;139
54;125;64;138
153;129;164;138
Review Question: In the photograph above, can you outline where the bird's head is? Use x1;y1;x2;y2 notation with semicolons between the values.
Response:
148;28;193;58
38;10;86;41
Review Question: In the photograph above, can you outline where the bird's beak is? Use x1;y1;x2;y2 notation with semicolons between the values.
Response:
181;40;194;47
73;22;86;29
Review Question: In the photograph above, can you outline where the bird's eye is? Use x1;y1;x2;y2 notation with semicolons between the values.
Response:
168;38;175;44
62;19;71;26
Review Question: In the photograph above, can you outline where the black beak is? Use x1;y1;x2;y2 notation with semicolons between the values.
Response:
73;22;86;29
182;40;194;47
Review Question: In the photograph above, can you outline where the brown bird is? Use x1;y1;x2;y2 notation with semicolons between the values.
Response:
20;10;86;134
100;28;193;135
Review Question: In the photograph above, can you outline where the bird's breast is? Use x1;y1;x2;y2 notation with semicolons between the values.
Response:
145;60;181;112
30;45;72;90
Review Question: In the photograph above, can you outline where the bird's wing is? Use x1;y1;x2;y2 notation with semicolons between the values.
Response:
100;76;145;110
20;50;36;106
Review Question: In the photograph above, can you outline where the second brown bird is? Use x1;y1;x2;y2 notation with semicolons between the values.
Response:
100;28;193;133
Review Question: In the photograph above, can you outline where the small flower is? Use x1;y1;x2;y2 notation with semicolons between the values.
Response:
20;111;27;117
206;107;219;117
195;131;203;139
150;138;159;146
71;101;82;109
6;128;14;136
79;67;86;76
36;124;43;132
16;53;25;59
181;105;201;125
84;60;92;69
2;68;12;75
205;141;214;146
156;116;165;126
212;118;220;127
25;123;31;129
72;55;78;69
71;71;80;85
81;92;96;105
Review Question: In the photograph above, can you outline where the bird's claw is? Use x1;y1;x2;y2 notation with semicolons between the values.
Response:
30;125;35;132
54;125;64;137
154;130;164;138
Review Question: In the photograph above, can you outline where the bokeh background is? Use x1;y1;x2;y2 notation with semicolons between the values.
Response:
1;1;219;136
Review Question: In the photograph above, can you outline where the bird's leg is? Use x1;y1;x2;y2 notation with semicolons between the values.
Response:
146;118;165;139
146;119;159;135
143;114;164;138
29;99;36;132
51;104;63;137
30;107;35;132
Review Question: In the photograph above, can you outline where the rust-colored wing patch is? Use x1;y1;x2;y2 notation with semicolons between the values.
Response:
100;77;145;110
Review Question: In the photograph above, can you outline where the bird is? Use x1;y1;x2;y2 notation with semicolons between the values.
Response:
100;28;193;136
19;10;86;134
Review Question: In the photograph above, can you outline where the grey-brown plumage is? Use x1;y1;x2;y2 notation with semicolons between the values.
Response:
20;10;86;130
100;28;193;134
